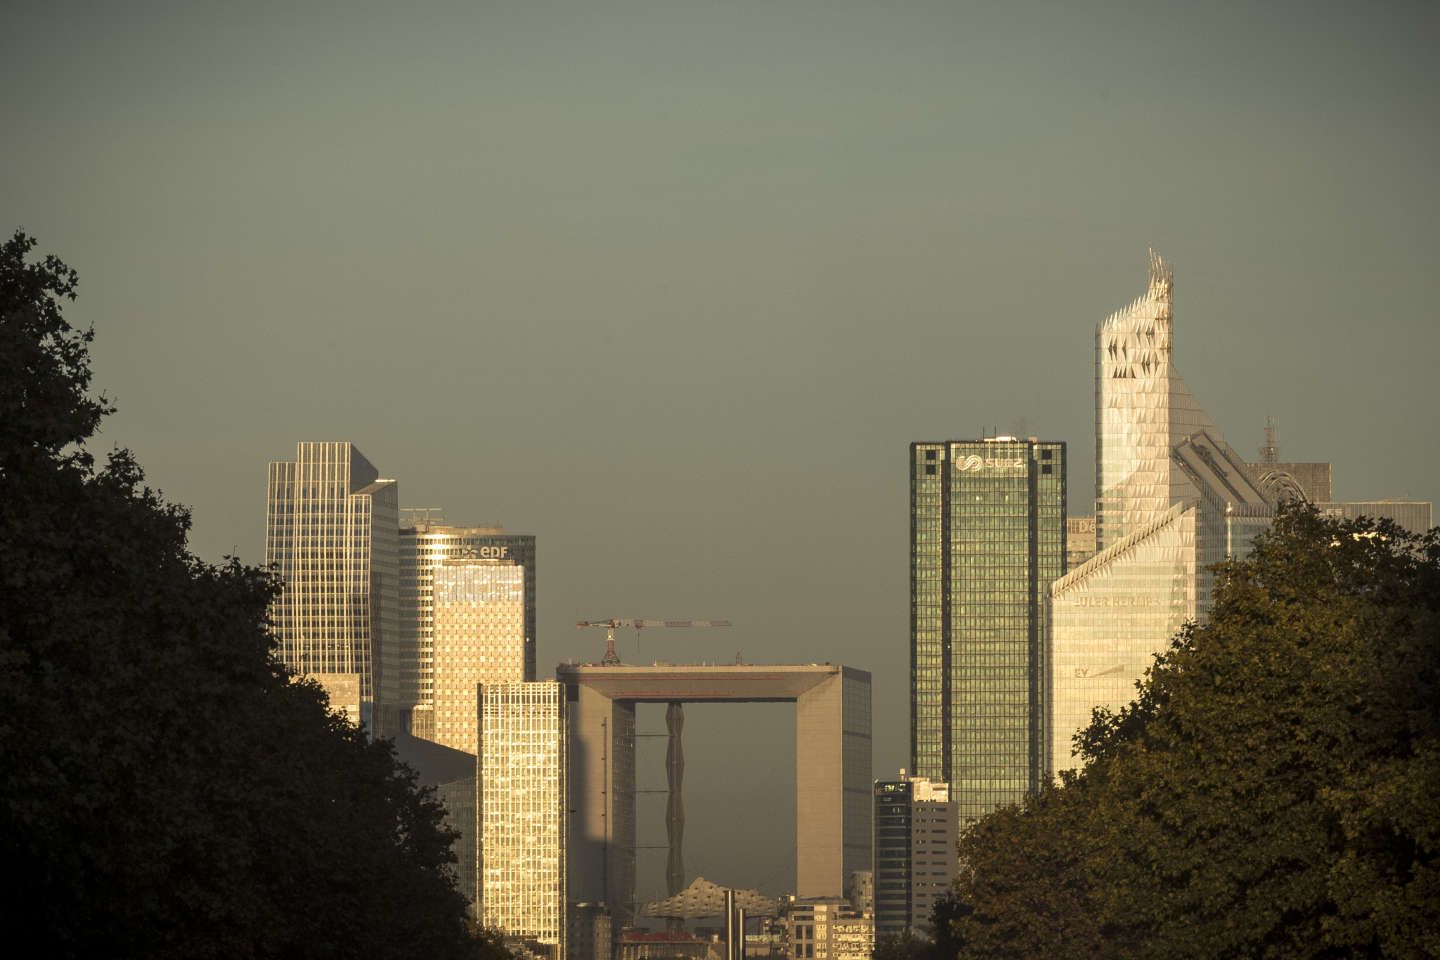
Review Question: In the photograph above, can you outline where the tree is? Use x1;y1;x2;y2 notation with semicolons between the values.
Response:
0;231;508;959
947;506;1440;959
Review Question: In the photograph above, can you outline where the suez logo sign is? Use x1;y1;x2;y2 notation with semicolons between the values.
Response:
954;455;1026;472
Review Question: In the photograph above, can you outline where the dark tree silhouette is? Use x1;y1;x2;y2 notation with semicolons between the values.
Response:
0;231;508;959
947;505;1440;959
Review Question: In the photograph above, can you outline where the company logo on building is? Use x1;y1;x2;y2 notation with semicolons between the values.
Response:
457;545;510;560
954;455;1025;473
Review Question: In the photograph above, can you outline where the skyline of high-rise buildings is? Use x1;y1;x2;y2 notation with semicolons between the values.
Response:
260;247;1434;954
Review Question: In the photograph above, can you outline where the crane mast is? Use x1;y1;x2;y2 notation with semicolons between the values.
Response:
575;618;732;665
573;616;733;901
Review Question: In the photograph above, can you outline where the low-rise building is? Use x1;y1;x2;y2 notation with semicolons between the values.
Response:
777;897;873;960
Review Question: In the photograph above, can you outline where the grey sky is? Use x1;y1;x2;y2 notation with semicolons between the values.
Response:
5;0;1437;899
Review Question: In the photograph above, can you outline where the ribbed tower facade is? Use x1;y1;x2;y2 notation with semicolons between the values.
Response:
265;442;400;732
480;681;567;958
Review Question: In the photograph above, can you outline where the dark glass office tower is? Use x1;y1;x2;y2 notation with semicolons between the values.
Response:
909;438;1065;824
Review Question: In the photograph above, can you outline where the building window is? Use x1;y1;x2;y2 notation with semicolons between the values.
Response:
925;465;936;476
1041;464;1053;475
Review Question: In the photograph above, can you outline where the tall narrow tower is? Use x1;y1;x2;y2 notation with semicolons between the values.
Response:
909;437;1065;820
265;441;400;732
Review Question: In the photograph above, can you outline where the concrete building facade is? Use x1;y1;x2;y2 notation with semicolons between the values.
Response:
558;663;872;931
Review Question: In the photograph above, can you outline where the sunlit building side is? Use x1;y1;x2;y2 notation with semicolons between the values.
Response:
265;441;400;732
399;517;536;740
1046;253;1427;776
480;681;567;959
431;558;525;753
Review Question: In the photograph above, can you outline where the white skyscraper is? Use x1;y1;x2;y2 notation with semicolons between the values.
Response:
265;442;401;732
1048;256;1273;776
479;681;567;958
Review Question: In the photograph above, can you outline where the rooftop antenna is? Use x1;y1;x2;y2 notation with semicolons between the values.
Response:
1259;416;1279;465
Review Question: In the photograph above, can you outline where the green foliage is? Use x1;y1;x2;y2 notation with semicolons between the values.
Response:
0;231;507;959
948;506;1440;959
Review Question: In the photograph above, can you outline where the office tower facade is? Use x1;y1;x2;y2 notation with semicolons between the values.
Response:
910;437;1065;821
399;517;536;740
430;558;526;753
872;773;957;940
1049;253;1433;779
480;681;568;958
1066;516;1097;570
265;441;400;732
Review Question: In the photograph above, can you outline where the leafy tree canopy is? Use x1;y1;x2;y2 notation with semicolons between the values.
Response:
0;231;508;959
945;506;1439;960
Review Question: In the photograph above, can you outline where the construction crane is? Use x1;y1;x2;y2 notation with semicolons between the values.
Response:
576;618;732;665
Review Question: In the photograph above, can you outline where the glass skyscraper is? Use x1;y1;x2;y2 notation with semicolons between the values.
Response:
480;681;567;959
1048;253;1282;776
265;441;400;733
910;437;1065;823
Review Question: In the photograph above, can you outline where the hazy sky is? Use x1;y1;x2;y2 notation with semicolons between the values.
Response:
5;0;1437;899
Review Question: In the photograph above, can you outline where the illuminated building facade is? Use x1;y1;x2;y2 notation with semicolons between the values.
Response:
480;681;567;958
265;441;400;732
561;663;871;929
872;773;956;940
1066;516;1096;570
779;897;874;960
909;437;1065;820
399;517;536;739
1048;254;1286;775
431;558;526;753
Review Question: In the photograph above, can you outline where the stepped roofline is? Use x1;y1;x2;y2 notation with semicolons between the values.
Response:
1051;500;1194;598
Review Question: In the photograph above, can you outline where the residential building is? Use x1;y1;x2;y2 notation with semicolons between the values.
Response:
910;437;1065;821
872;773;957;940
265;441;400;733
